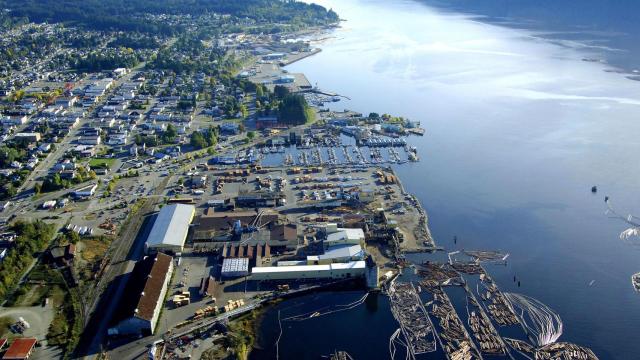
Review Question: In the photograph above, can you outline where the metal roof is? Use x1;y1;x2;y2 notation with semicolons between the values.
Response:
252;260;365;274
326;228;365;242
221;258;249;274
317;244;364;260
3;338;37;359
146;204;195;248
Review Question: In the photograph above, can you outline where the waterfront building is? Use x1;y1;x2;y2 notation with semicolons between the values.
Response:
251;260;366;281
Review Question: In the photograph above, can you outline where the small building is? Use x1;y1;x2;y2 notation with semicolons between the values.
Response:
72;183;98;199
235;189;285;208
2;338;37;360
145;204;195;254
191;175;207;189
48;244;76;267
78;136;101;145
14;133;41;143
199;276;216;297
276;75;295;84
263;53;285;61
256;115;279;130
221;258;249;278
220;122;240;135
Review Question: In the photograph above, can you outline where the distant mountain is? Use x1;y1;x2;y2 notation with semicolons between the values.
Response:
421;0;639;31
419;0;640;69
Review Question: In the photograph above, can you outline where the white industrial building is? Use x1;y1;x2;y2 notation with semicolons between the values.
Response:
145;204;195;254
221;258;250;278
324;223;365;248
307;244;365;265
72;183;98;198
251;260;366;281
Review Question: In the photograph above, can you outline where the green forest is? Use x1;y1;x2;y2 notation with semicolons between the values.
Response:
0;0;339;34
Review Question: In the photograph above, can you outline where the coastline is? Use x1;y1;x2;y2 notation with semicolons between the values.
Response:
245;22;439;356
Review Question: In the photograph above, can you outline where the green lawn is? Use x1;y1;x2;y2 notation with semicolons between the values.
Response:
88;158;116;169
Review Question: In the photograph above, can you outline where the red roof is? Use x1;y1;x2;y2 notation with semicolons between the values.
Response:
3;338;37;359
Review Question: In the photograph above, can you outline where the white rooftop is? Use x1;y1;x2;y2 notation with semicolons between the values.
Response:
222;258;249;273
146;204;195;249
326;228;365;243
315;244;364;261
252;260;366;274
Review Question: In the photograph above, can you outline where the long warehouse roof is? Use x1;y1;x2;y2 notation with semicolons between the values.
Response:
252;260;366;274
146;204;195;248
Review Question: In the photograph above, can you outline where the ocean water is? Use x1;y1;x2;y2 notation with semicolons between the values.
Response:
252;0;640;359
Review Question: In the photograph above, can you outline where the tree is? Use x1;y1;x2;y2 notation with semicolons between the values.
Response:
190;131;207;149
278;94;313;125
255;85;265;98
163;124;177;143
239;104;248;118
273;85;289;99
246;131;255;140
34;183;42;195
2;183;16;198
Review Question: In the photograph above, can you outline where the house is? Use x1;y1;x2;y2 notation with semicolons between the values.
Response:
191;175;207;188
55;96;78;108
78;136;101;145
220;122;240;135
256;115;279;130
108;134;127;145
2;338;37;359
0;116;28;127
38;143;51;153
72;183;98;199
52;160;77;173
48;244;76;267
14;133;41;143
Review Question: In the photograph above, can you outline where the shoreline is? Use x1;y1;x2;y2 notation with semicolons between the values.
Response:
243;21;439;356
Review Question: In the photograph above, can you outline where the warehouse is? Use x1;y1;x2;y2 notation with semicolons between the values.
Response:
251;260;366;281
324;223;365;248
108;253;173;336
145;204;195;254
307;244;365;265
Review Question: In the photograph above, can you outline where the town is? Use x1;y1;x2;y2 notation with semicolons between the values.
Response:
0;1;603;360
0;2;433;359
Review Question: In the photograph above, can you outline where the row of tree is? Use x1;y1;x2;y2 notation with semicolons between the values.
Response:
190;127;219;149
0;221;56;299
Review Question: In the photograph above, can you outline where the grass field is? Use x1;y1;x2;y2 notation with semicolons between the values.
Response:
88;158;116;169
80;238;110;263
0;316;13;337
